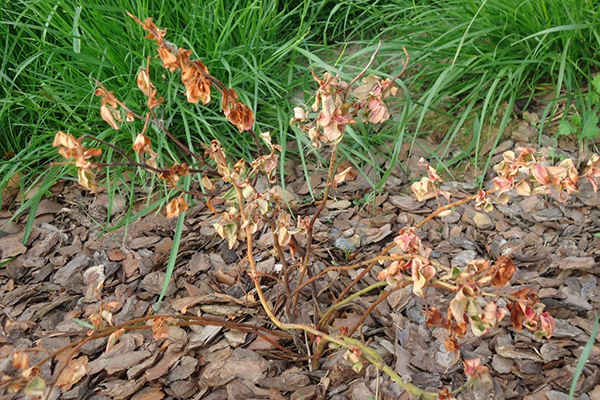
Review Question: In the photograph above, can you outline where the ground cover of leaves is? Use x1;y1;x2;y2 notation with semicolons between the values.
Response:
1;127;600;400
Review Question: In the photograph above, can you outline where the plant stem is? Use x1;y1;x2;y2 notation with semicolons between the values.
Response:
292;145;338;313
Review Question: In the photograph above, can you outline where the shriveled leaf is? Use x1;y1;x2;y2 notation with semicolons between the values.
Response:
201;175;215;191
100;104;121;130
166;196;189;218
531;163;548;186
152;317;170;340
106;328;126;352
182;60;211;105
411;177;436;201
56;356;91;392
514;180;531;196
13;351;29;370
78;168;101;193
333;166;353;188
411;261;435;297
463;358;489;379
157;46;178;71
449;286;474;324
490;256;516;287
132;133;151;154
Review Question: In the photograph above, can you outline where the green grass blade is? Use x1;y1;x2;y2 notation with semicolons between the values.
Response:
569;311;599;399
155;177;190;309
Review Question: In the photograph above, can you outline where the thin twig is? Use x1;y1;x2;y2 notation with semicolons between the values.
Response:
342;40;383;99
291;146;338;314
388;46;410;84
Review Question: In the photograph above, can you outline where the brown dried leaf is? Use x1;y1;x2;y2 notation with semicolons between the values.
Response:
152;316;170;340
490;256;516;287
56;356;91;392
12;351;29;370
100;104;121;130
166;196;189;218
182;60;211;105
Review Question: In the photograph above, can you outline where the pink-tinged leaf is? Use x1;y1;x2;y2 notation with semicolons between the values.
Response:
493;177;513;192
538;312;555;339
377;260;405;282
531;163;549;185
333;166;353;188
463;358;489;378
450;286;474;324
321;94;335;116
365;99;389;124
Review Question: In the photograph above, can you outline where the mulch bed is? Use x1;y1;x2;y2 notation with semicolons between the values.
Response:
1;128;600;400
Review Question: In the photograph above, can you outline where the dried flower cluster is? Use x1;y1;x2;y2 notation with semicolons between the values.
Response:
373;151;570;355
127;12;254;132
52;132;102;193
291;69;401;148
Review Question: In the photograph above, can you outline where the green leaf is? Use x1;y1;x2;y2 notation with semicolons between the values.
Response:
557;120;577;137
24;376;46;396
580;114;600;140
592;75;600;94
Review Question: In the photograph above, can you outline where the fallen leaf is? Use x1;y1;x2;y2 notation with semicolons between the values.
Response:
56;356;91;392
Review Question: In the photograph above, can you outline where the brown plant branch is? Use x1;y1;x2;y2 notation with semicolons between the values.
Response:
342;40;383;99
292;145;339;313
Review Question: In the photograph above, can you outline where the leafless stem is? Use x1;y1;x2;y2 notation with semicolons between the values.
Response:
291;145;338;313
343;40;383;99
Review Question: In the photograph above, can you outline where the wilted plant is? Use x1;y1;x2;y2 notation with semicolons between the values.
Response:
8;11;600;399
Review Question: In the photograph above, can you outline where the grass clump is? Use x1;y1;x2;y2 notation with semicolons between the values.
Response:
373;0;600;174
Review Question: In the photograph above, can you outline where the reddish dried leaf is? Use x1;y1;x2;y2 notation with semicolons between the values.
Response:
506;301;524;331
157;46;178;71
425;307;448;329
490;256;516;287
444;334;461;354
